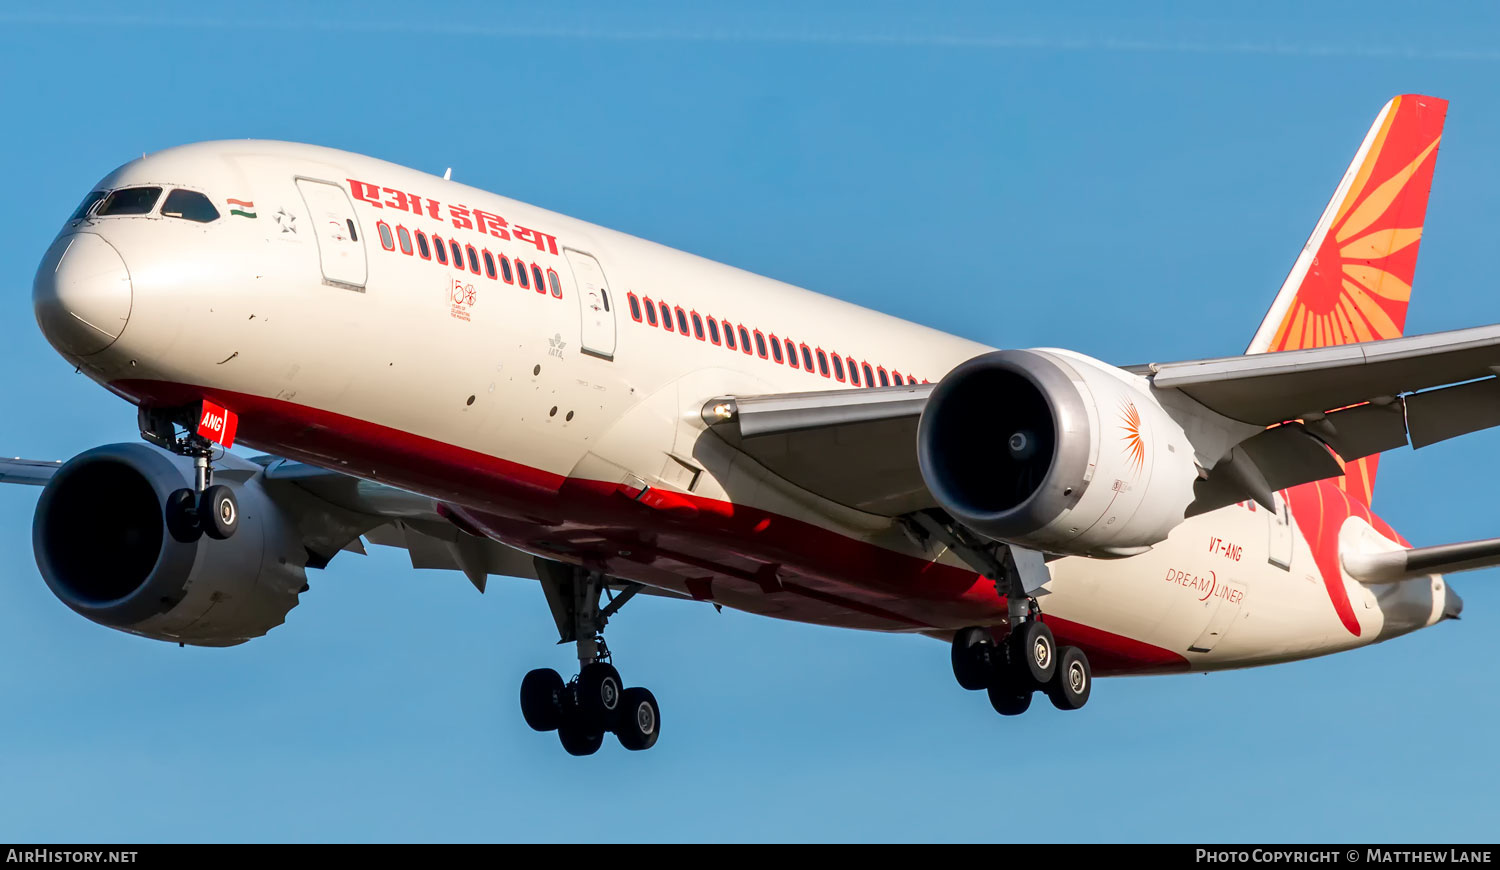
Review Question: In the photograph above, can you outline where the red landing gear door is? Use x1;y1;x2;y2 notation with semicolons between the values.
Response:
195;400;239;449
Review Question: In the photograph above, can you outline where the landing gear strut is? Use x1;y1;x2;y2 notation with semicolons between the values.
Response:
520;559;660;755
140;405;238;542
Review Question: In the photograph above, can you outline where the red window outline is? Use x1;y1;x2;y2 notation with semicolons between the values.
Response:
675;307;691;337
644;296;659;326
465;245;480;274
627;292;643;322
516;259;530;289
450;240;463;268
376;220;395;251
753;330;768;359
548;269;562;298
846;357;860;386
499;255;513;284
891;370;903;384
862;362;875;388
800;343;815;372
482;250;497;279
723;321;736;349
532;264;546;295
433;234;448;265
691;311;706;340
830;353;846;382
786;339;799;368
396;225;413;255
415;230;431;260
769;334;784;363
661;302;674;331
738;326;752;355
707;317;722;345
816;349;831;378
877;367;890;386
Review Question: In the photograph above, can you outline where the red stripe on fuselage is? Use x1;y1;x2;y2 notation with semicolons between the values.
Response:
112;379;1188;675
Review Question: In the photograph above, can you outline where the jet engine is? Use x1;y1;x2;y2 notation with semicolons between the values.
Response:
917;349;1200;558
33;442;309;646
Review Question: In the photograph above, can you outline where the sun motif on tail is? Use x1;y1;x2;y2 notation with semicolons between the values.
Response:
1120;400;1145;476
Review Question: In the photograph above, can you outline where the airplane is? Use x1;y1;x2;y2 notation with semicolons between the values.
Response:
14;92;1495;756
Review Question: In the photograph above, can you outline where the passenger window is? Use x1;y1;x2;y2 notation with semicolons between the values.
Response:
416;231;431;259
161;189;219;222
708;318;721;344
377;221;395;251
347;219;358;242
770;335;784;363
801;345;814;371
628;293;643;322
532;265;546;294
892;370;903;384
517;260;530;288
817;350;830;377
723;321;736;348
878;368;890;386
500;255;513;283
466;245;480;274
862;363;874;388
738;326;752;354
69;190;108;221
676;307;690;336
433;235;448;264
661;302;673;331
644;297;659;326
847;358;860;385
754;331;768;358
483;251;497;278
909;375;919;385
97;186;162;216
548;269;563;298
692;313;705;340
450;241;463;267
831;355;845;381
398;226;413;255
786;339;799;368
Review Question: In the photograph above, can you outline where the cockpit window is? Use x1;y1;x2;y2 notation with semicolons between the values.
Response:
161;189;220;223
97;186;162;216
69;191;108;221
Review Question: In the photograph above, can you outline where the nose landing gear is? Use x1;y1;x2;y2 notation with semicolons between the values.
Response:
521;559;661;755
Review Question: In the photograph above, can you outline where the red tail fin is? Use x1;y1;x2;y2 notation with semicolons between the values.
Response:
1247;94;1447;504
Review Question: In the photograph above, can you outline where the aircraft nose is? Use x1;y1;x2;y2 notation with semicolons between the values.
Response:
33;233;132;356
1443;584;1464;621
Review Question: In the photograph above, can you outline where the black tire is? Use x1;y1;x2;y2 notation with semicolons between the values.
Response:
615;687;661;751
557;716;605;756
577;662;623;730
519;668;565;732
1046;646;1092;711
987;681;1033;716
951;626;998;691
1009;620;1057;687
198;484;238;540
164;488;201;543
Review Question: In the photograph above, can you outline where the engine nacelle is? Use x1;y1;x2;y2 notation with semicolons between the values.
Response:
917;349;1200;557
33;443;309;646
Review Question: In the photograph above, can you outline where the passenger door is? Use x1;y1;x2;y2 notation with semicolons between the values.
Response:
295;178;367;290
565;249;616;360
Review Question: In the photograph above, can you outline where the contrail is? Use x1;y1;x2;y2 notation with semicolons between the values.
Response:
2;11;1497;62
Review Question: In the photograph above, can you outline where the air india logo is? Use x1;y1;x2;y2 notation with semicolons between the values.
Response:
1120;400;1145;476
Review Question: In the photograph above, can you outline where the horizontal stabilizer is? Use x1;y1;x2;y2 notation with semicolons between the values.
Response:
1343;537;1500;584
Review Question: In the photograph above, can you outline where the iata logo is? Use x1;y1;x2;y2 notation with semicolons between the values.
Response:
450;278;476;322
1120;400;1145;476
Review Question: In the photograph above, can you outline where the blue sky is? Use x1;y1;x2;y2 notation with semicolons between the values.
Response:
1;1;1497;843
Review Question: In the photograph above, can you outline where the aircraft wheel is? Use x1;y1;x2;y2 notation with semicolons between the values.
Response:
577;662;623;730
520;668;565;732
987;680;1033;716
951;626;998;691
198;484;238;540
1009;620;1057;687
1046;646;1092;711
558;712;605;757
164;488;201;543
614;687;661;751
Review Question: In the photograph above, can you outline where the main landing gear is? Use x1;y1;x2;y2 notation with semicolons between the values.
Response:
951;613;1092;715
520;559;660;756
139;406;238;543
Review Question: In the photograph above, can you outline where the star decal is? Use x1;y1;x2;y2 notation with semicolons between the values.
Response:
273;207;297;233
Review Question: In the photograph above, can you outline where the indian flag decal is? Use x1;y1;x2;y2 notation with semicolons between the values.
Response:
227;198;256;218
